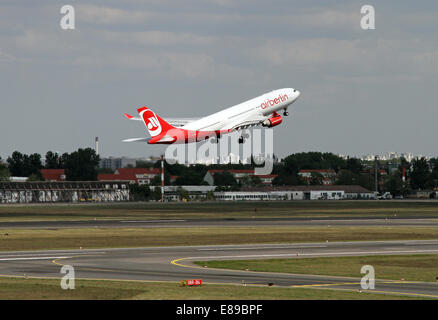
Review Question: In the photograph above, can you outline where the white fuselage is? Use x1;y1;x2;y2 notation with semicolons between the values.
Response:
182;88;300;132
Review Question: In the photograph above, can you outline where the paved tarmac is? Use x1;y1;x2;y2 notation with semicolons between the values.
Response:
1;216;438;229
1;240;438;298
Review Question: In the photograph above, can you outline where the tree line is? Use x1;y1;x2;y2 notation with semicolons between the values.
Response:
0;148;100;181
1;150;437;196
272;152;438;196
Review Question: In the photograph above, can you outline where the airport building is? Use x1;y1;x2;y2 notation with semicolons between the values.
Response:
234;185;375;200
150;185;216;201
151;185;374;201
0;181;130;203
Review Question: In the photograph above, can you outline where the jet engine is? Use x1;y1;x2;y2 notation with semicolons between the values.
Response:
262;114;283;128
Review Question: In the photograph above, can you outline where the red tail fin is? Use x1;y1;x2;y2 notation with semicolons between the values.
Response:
137;106;175;137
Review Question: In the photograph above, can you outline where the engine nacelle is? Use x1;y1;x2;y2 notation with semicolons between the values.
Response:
263;115;283;128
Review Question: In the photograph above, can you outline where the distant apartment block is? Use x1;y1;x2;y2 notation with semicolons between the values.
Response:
99;157;137;170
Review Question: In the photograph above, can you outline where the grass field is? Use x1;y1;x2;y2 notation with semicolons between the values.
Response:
194;254;438;283
0;226;438;251
0;201;437;222
0;277;424;300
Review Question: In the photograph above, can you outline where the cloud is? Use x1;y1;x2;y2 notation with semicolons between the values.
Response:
101;30;214;47
252;36;438;79
77;4;154;25
0;49;16;62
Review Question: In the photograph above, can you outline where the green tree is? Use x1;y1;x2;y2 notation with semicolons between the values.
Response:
175;171;205;185
97;168;115;174
283;152;346;173
272;174;302;186
150;173;171;186
205;190;216;201
427;158;438;189
177;187;190;201
335;170;358;185
129;184;151;201
249;175;262;187
136;160;154;168
0;158;10;181
384;171;403;196
64;148;100;181
151;187;163;201
45;151;62;169
213;171;237;187
309;172;324;185
7;151;42;178
410;157;430;190
28;173;43;181
345;158;363;174
7;151;25;176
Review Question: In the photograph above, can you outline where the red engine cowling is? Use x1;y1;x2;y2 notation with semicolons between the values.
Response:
263;115;283;128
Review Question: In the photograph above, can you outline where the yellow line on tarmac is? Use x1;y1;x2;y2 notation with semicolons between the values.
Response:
171;257;438;298
291;282;361;288
52;258;65;266
291;280;419;289
171;257;206;269
361;289;438;299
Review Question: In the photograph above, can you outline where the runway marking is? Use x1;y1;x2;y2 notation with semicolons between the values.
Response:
290;280;420;288
0;252;105;259
171;252;438;299
291;282;362;288
121;220;186;223
356;289;438;299
310;286;438;299
198;245;327;251
172;249;438;265
1;271;436;298
0;256;69;261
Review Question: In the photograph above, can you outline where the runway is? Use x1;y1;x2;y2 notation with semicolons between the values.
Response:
1;240;438;298
1;216;438;229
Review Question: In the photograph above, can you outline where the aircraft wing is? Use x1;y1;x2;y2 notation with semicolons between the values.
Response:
123;113;199;128
227;114;268;131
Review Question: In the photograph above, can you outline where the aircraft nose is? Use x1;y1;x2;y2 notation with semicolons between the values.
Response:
294;89;300;99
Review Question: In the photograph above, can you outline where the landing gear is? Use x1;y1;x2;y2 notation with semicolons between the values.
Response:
211;132;221;143
283;111;289;116
238;131;249;144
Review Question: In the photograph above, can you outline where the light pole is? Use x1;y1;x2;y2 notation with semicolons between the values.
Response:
161;155;164;202
375;156;379;194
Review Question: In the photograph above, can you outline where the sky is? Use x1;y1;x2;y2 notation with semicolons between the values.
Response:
1;1;437;161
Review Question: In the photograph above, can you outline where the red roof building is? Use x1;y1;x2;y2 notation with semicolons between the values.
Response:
204;169;277;186
40;169;66;181
98;168;161;185
298;169;337;185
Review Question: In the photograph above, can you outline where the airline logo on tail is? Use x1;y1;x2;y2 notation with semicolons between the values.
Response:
138;107;162;137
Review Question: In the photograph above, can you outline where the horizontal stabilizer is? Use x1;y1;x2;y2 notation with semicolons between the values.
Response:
124;112;198;127
122;137;151;143
124;113;142;121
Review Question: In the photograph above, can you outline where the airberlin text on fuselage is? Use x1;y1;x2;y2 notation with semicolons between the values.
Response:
260;94;288;110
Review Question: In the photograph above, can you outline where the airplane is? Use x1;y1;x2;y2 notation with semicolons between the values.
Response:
123;88;300;144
